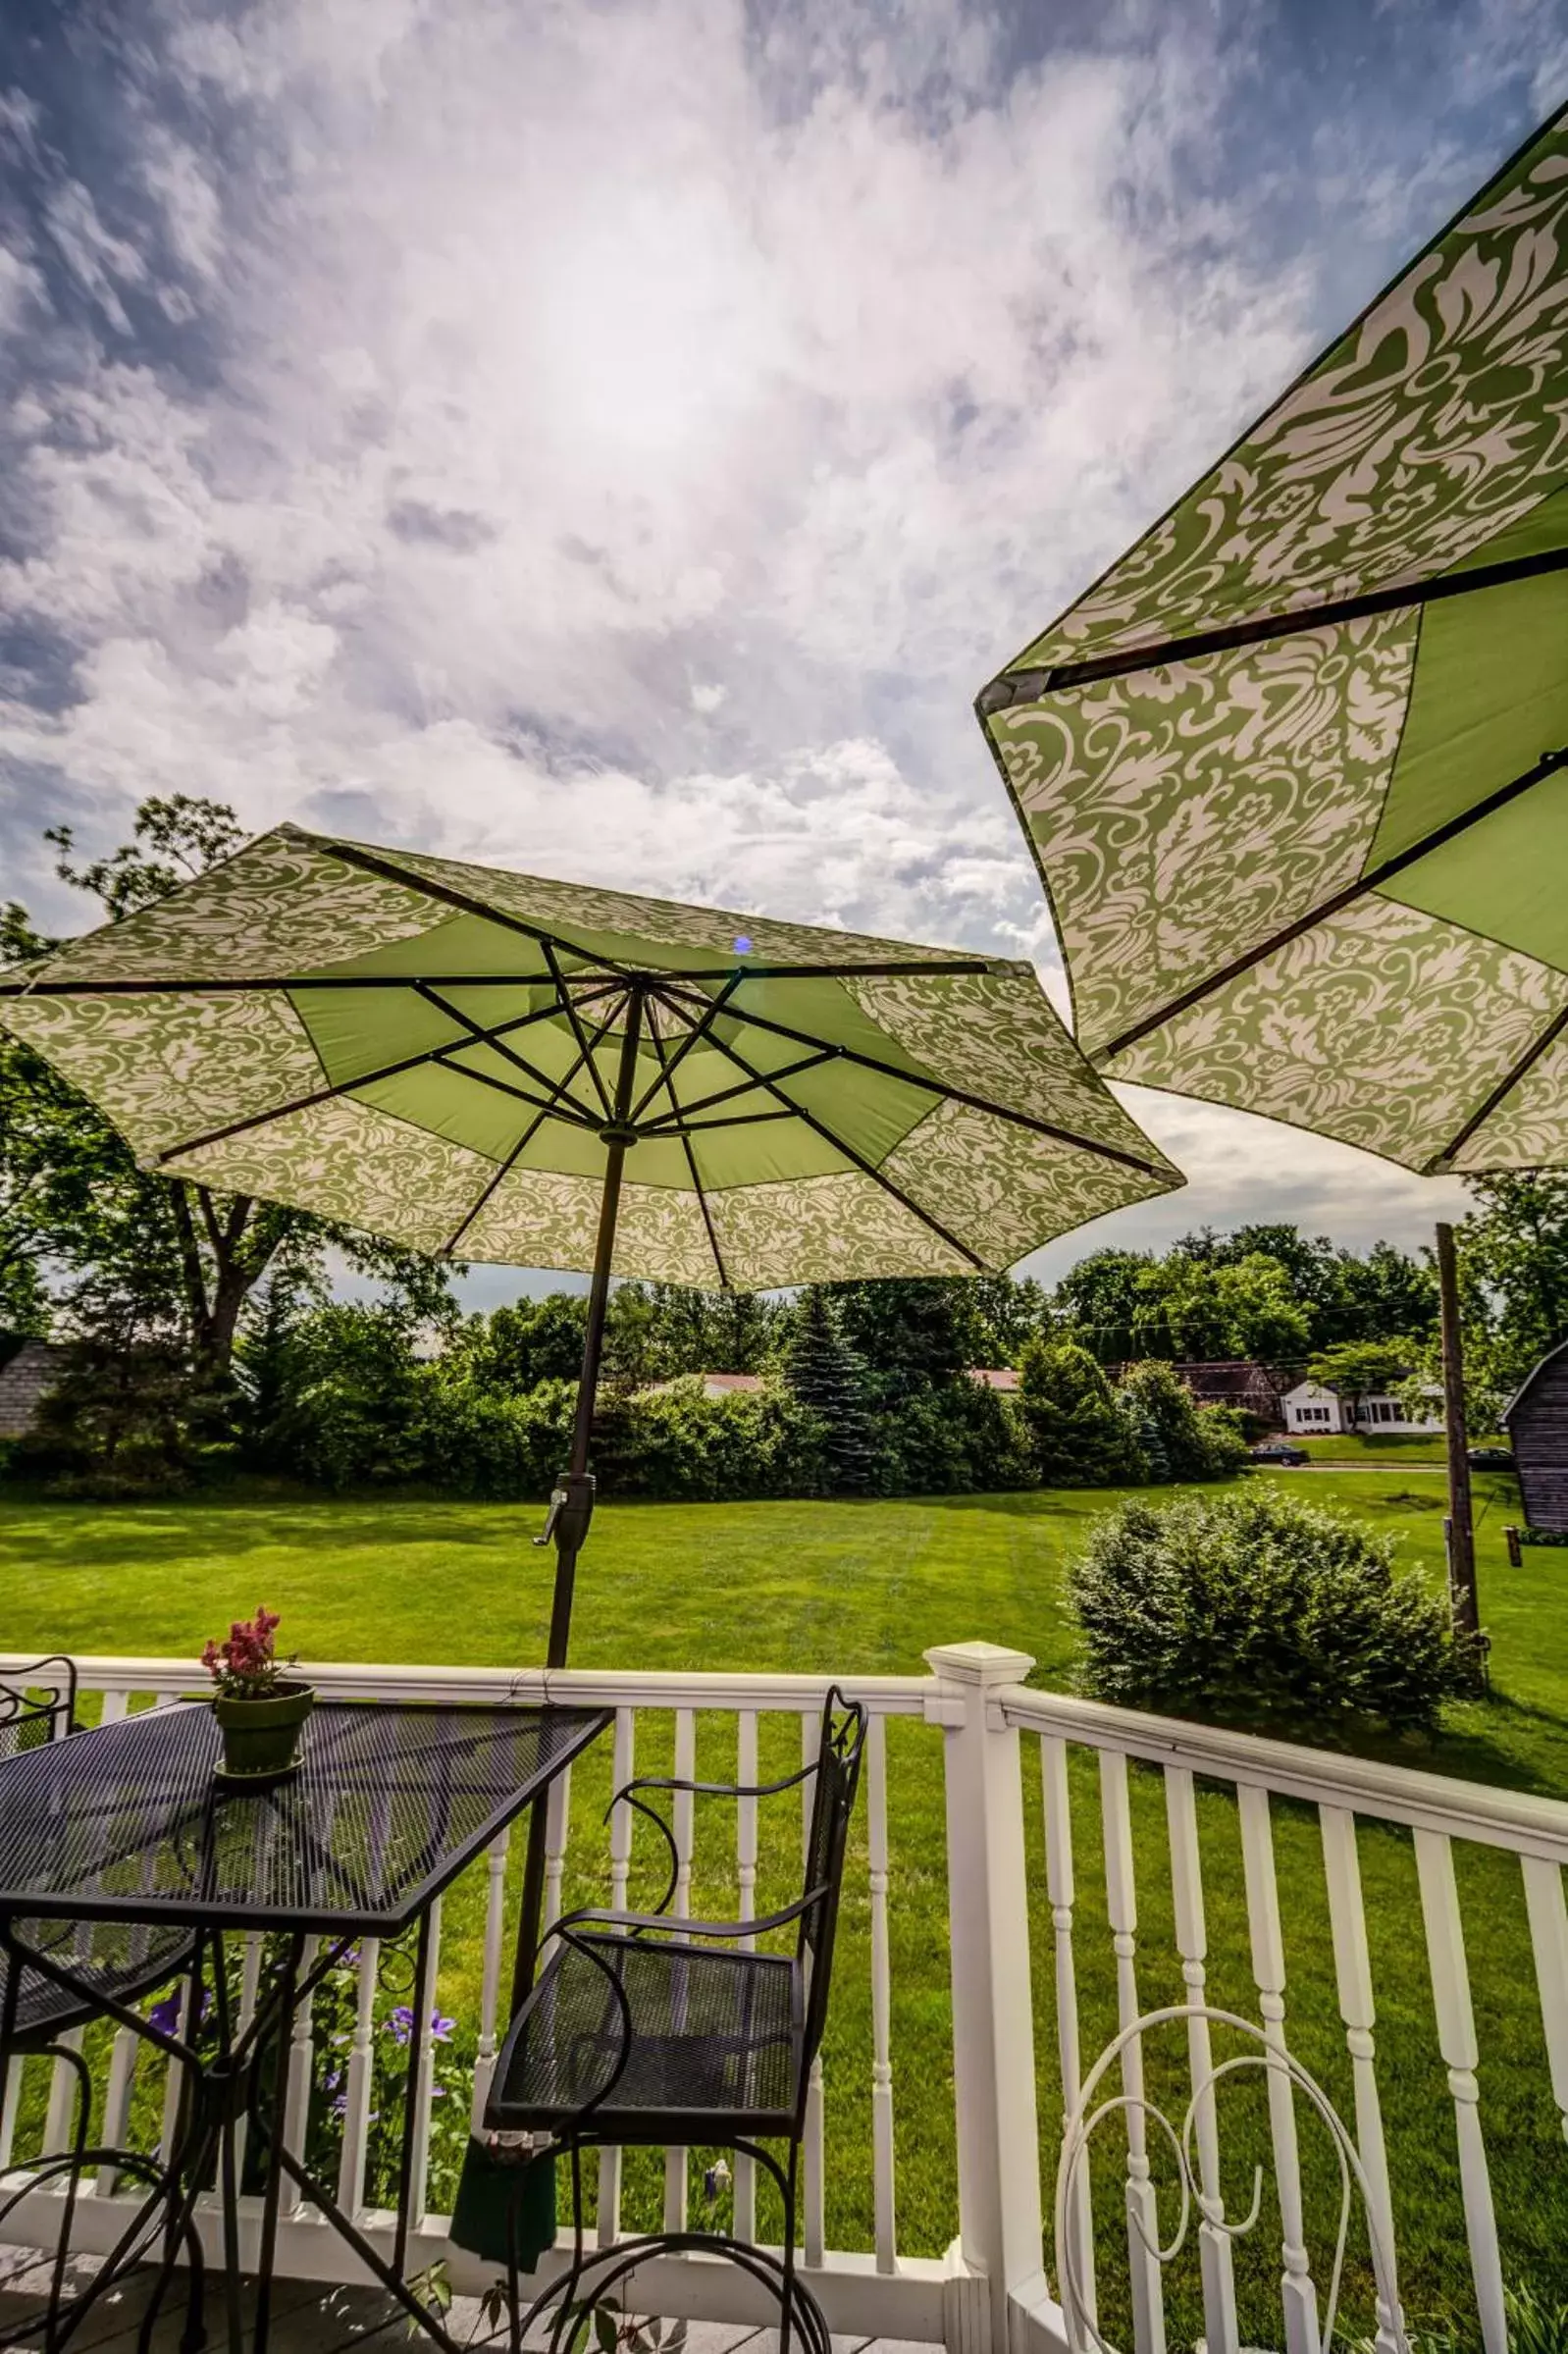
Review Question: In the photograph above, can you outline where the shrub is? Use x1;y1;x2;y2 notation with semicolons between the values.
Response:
1018;1339;1142;1486
252;1304;425;1490
411;1375;576;1499
1116;1360;1249;1483
597;1378;824;1501
874;1378;1035;1495
1068;1488;1466;1737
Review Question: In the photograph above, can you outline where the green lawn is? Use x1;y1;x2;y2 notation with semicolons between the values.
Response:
1289;1431;1509;1464
0;1469;1559;2345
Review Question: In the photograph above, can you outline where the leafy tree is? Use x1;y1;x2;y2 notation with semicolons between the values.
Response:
1052;1249;1156;1363
1306;1339;1417;1430
1458;1174;1568;1397
830;1278;986;1398
1333;1240;1437;1347
970;1273;1049;1363
783;1287;877;1491
1018;1338;1140;1486
466;1295;589;1392
1116;1361;1248;1483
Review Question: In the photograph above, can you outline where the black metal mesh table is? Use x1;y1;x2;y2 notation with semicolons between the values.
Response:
0;1699;610;1934
0;1698;610;2354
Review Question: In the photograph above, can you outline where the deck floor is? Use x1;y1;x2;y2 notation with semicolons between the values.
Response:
0;2254;931;2354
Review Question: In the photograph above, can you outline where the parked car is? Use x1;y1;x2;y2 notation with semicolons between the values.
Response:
1250;1440;1309;1466
1466;1445;1516;1471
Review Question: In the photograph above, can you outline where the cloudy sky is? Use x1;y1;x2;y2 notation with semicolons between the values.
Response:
3;0;1566;1298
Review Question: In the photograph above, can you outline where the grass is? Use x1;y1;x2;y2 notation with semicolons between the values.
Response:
0;1467;1559;2346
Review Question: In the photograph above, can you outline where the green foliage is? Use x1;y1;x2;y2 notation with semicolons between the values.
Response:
873;1378;1034;1496
1069;1489;1466;1736
1018;1339;1141;1486
784;1289;877;1492
1116;1360;1250;1483
597;1376;823;1501
414;1375;576;1499
1308;1338;1416;1397
831;1277;987;1397
464;1295;588;1391
18;1335;213;1497
251;1304;428;1490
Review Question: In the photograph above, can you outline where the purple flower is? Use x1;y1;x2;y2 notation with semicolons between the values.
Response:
147;1993;183;2036
385;2006;454;2047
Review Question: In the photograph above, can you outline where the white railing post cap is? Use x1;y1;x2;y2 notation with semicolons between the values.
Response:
924;1640;1035;1685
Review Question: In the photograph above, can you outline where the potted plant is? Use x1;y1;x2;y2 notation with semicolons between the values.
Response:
202;1606;314;1783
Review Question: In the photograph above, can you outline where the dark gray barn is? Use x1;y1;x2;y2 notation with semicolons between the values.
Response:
1503;1340;1568;1532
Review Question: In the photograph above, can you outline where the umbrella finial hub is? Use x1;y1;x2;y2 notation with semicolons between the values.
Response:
598;1122;641;1149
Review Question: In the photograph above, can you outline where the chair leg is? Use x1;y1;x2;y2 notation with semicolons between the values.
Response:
778;2142;798;2354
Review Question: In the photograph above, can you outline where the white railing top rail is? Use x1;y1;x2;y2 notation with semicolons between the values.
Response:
999;1678;1568;1865
0;1651;935;1716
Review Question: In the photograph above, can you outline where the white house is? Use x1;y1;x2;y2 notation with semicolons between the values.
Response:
1280;1377;1443;1437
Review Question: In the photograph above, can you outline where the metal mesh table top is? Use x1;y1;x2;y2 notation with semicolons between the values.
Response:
0;1700;609;1935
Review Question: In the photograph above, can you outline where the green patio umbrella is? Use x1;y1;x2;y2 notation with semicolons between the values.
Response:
976;100;1568;1178
0;820;1177;1670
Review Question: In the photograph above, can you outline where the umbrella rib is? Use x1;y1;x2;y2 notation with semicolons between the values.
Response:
428;1051;603;1128
1098;741;1568;1062
1428;995;1568;1173
443;999;627;1257
655;981;1169;1179
150;989;606;1166
647;1015;728;1288
982;540;1568;705
649;985;986;1272
626;973;746;1125
540;944;615;1122
415;977;611;1130
638;1048;838;1131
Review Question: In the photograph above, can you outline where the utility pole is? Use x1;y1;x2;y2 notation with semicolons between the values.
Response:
1437;1220;1481;1646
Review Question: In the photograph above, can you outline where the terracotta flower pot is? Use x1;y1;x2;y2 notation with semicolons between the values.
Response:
213;1680;315;1783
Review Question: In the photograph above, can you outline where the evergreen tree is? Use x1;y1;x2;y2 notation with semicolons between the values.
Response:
1018;1338;1140;1487
784;1287;878;1491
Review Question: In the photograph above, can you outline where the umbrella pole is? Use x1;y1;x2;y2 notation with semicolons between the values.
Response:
512;992;643;2008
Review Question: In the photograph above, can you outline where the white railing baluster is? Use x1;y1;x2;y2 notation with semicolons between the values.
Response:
1237;1782;1320;2354
408;1899;442;2228
733;1709;758;2246
43;2026;84;2162
867;1711;897;2275
1165;1765;1238;2354
473;1830;512;2133
1099;1750;1166;2354
662;1708;696;2234
803;1706;826;2269
0;2058;22;2174
1415;1830;1507;2354
281;1937;320;2219
1042;1735;1095;2334
1522;1854;1568;2149
543;1764;572;1937
597;1706;635;2250
1320;1805;1403;2354
339;1938;381;2217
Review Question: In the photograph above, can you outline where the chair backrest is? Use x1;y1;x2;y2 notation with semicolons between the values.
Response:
796;1686;868;2083
0;1655;78;1760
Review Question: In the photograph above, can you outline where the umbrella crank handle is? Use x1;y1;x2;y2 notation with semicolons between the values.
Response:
533;1471;596;1553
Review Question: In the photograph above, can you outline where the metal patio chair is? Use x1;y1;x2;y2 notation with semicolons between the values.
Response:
484;1684;868;2354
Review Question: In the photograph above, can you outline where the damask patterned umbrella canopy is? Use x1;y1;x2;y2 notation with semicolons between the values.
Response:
977;103;1568;1177
0;824;1177;1284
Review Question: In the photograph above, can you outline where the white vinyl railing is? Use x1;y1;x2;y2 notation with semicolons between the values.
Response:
2;1643;1568;2354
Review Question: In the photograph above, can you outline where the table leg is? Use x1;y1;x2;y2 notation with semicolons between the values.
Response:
253;1933;304;2354
209;1930;246;2354
393;1910;431;2281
